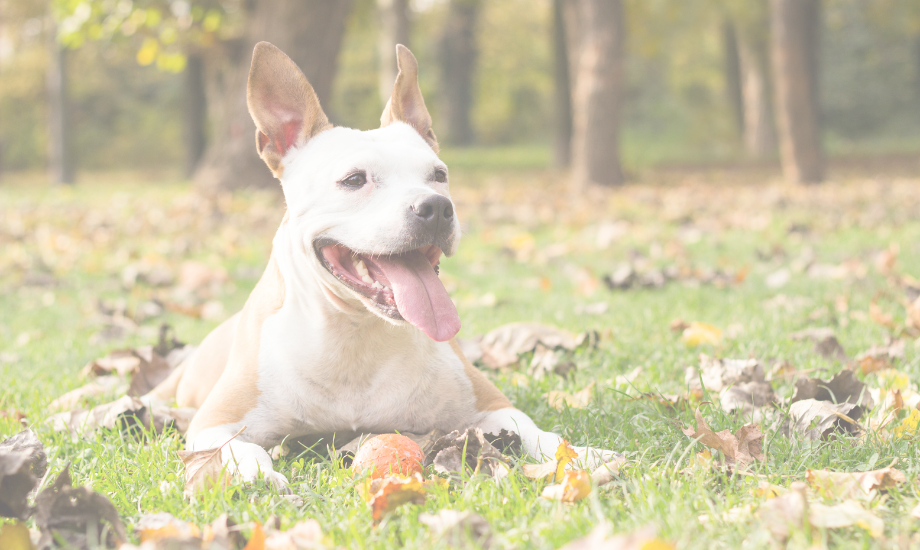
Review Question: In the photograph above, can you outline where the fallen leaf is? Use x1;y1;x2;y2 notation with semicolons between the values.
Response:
752;481;787;499
478;323;594;368
0;521;33;550
869;299;897;330
528;344;576;379
790;370;872;408
758;482;809;541
0;429;47;519
893;409;920;439
681;409;763;468
911;502;920;520
781;399;861;440
49;395;195;439
424;428;512;481
557;524;672;550
33;465;127;549
681;323;722;347
419;509;492;549
366;473;426;522
684;356;775;418
806;466;906;500
810;499;884;537
47;375;127;412
243;523;265;550
545;381;595;410
177;427;244;500
907;297;920;331
136;512;200;542
522;440;578;481
542;470;591;502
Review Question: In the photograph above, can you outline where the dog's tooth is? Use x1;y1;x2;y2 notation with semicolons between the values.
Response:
371;281;383;290
354;258;369;277
361;274;375;285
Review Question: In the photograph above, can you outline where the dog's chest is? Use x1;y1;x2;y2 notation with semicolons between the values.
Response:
247;316;479;440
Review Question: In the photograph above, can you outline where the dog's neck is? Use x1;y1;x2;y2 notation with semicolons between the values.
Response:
268;217;440;376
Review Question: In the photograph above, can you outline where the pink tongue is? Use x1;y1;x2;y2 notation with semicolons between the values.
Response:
371;250;460;342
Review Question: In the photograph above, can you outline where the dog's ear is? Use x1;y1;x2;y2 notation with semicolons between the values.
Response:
380;45;439;153
247;41;332;177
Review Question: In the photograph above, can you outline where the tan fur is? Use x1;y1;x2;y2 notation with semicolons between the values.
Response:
449;339;511;412
172;313;240;409
248;42;332;177
380;45;439;153
185;257;287;439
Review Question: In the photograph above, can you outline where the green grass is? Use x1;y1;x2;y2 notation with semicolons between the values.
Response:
1;167;920;549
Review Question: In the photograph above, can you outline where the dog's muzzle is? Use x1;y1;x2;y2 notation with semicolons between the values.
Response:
405;194;456;254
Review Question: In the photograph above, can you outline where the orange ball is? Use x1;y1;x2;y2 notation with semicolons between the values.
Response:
352;434;425;479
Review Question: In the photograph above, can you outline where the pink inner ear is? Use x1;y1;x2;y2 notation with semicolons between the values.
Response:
272;117;304;156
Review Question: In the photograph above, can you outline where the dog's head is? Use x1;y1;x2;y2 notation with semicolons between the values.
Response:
246;42;461;342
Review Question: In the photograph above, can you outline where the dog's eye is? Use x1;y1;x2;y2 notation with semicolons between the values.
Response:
433;169;447;183
340;172;367;188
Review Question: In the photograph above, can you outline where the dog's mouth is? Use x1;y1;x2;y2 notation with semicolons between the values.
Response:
316;242;460;342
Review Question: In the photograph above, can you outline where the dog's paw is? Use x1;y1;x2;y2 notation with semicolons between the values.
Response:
573;446;625;471
220;440;290;492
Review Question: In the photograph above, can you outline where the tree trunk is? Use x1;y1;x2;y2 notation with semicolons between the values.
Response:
194;0;353;193
47;19;74;184
182;53;207;178
564;0;625;187
722;22;744;139
736;20;776;158
552;0;572;168
377;0;411;104
438;0;480;146
770;0;823;183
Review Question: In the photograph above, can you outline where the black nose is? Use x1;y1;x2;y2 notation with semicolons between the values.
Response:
411;195;454;223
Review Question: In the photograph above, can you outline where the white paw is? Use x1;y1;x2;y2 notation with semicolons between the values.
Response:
220;440;290;491
573;446;624;471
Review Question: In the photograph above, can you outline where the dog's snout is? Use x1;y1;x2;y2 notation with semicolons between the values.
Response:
411;195;453;223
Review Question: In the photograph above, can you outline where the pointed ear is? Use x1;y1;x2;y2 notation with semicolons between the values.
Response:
247;41;332;177
380;45;439;153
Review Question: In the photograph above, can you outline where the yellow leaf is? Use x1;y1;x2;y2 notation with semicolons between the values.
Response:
555;440;578;481
367;473;427;522
0;522;34;550
242;523;265;550
541;470;592;502
894;409;920;439
681;322;722;347
136;38;159;66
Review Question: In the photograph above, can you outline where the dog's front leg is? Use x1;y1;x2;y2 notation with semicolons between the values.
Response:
476;408;622;470
192;425;289;490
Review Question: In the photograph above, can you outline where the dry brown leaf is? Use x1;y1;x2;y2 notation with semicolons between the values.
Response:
424;428;513;480
49;394;195;439
806;466;906;500
177;427;244;500
781;399;862;440
136;512;201;542
681;409;763;468
541;470;592;502
790;370;872;408
790;327;849;362
366;473;427;522
907;297;920;331
47;375;127;412
0;429;47;520
80;349;141;378
477;323;592;368
870;298;897;330
758;482;809;541
858;355;891;375
545;381;595;410
34;466;127;549
809;500;884;537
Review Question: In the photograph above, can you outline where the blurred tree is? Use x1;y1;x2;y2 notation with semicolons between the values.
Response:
770;0;824;183
46;17;73;184
552;0;572;167
722;0;776;158
55;0;353;190
194;0;353;191
376;0;410;104
565;0;625;187
438;0;480;146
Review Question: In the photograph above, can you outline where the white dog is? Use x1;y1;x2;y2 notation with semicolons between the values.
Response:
146;42;617;487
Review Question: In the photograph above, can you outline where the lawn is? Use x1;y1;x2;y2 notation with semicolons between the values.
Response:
1;161;919;549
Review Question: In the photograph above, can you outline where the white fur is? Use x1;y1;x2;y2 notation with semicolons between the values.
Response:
187;121;618;485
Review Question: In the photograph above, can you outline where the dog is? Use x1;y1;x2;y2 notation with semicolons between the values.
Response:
145;42;618;487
